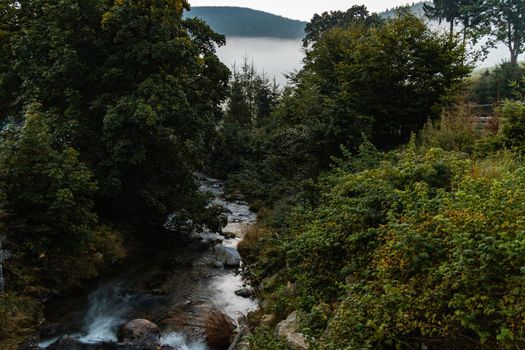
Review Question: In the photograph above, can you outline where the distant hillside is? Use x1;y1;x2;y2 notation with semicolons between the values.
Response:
185;7;307;39
380;2;429;18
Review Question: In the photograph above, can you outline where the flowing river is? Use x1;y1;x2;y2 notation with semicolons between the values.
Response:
37;174;257;350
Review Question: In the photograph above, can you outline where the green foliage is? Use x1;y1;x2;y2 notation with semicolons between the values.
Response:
303;5;383;48
424;0;480;37
0;108;124;289
499;99;525;151
486;0;525;65
0;1;18;121
249;327;288;350
185;6;306;39
219;10;471;211
245;143;525;349
421;104;484;153
1;108;97;256
470;63;525;105
208;60;280;179
304;10;471;149
7;0;229;229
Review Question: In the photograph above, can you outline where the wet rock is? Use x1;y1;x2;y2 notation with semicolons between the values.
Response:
117;319;160;346
261;314;277;327
40;321;63;338
198;305;236;350
161;304;235;350
214;246;241;267
213;260;225;269
46;336;117;350
276;312;309;350
234;288;252;298
46;336;84;350
220;231;237;239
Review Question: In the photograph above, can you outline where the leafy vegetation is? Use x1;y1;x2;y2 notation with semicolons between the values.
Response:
303;5;382;47
0;0;229;345
470;63;525;105
1;0;525;349
208;4;525;350
213;9;471;207
242;137;525;349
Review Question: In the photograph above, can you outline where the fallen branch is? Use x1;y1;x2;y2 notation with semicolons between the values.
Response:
228;325;247;350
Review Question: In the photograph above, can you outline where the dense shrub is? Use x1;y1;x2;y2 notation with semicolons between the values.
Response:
245;142;525;349
421;104;485;153
0;109;125;290
499;99;525;152
0;293;41;348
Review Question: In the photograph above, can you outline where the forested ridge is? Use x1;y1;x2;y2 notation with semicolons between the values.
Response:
184;7;307;38
2;0;525;349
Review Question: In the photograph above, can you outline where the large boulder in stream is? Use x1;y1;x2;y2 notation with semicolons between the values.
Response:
213;245;241;267
161;304;236;350
117;319;160;346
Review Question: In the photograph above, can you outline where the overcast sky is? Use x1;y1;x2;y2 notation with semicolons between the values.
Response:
188;1;413;21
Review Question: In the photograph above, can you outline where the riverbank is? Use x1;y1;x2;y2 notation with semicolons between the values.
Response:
10;175;258;350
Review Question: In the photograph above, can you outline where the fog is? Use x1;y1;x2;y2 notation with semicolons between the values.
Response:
480;43;521;69
217;37;522;86
217;37;305;86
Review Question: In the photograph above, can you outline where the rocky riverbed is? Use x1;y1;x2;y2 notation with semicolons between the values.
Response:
34;174;258;350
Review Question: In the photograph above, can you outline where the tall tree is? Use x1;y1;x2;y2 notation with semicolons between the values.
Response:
304;10;471;149
0;106;99;279
95;0;230;227
7;0;230;229
424;0;461;36
424;0;486;45
303;5;382;48
488;0;525;65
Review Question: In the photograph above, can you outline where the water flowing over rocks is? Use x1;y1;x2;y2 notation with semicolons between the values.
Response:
234;288;252;298
117;319;160;345
160;304;236;350
37;174;258;350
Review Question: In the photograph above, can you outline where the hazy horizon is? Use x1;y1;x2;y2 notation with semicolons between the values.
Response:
217;37;522;87
189;0;413;21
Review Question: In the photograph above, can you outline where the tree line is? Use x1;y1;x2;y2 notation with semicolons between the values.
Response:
424;0;525;65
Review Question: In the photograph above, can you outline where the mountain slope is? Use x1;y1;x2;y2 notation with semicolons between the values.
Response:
380;2;429;18
185;7;307;39
186;3;429;39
